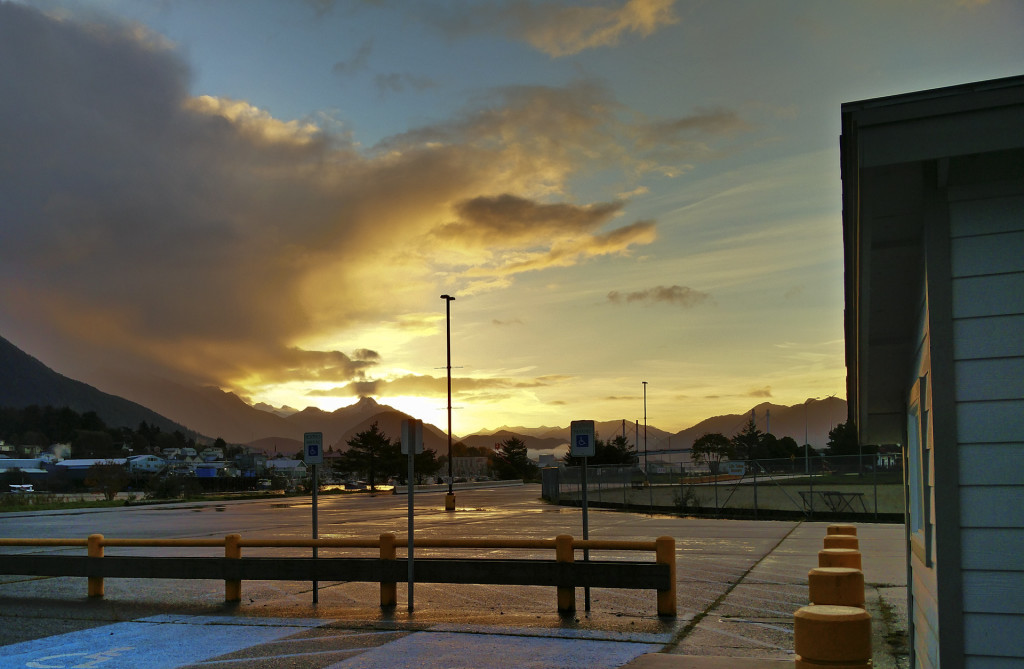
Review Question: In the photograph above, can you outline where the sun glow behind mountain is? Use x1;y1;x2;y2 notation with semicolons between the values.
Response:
1;2;1018;435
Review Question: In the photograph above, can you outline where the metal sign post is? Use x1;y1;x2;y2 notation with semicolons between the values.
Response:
570;420;595;612
401;419;423;611
303;432;323;604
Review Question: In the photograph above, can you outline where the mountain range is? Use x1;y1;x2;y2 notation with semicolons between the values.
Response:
0;334;846;456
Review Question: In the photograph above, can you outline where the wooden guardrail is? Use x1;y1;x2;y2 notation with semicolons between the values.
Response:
0;534;676;616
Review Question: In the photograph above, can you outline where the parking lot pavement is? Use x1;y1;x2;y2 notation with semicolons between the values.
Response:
0;486;907;668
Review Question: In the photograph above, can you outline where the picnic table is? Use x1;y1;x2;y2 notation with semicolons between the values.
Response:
799;490;868;513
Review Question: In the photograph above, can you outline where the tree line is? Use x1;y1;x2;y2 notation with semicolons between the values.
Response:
333;423;541;485
690;419;861;470
0;405;206;458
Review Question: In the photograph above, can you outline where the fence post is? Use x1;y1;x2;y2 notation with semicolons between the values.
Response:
556;534;575;614
655;536;677;617
225;533;241;602
87;534;104;598
380;533;397;608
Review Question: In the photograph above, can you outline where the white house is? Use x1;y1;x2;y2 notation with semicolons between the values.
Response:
264;459;308;481
126;455;165;474
842;75;1024;668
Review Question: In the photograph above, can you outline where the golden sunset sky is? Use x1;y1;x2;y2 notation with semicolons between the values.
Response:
1;0;1021;435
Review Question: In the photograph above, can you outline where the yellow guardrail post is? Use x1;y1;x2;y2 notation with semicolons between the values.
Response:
87;534;104;598
655;536;677;617
818;547;862;570
556;534;575;615
823;534;859;550
827;523;857;536
793;604;871;668
380;533;397;608
808;567;865;608
225;534;241;603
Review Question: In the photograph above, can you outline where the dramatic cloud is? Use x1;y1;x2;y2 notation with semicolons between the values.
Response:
436;194;624;246
0;4;743;405
430;0;680;57
308;373;574;399
607;285;711;307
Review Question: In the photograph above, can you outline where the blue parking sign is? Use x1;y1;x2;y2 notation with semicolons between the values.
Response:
303;432;323;464
570;420;595;457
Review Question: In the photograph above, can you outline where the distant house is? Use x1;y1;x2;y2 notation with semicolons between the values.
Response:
126;455;165;474
452;456;489;478
842;75;1024;668
264;458;308;481
54;458;128;481
0;458;51;481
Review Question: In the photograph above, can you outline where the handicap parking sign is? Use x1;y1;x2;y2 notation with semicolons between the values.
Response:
570;420;595;457
303;432;323;464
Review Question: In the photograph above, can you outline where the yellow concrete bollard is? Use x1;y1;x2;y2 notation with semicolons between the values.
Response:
87;534;104;598
224;533;241;602
827;524;857;536
794;604;871;668
445;493;456;511
379;533;397;608
556;534;575;615
818;547;862;570
824;534;860;550
808;567;865;608
655;536;677;617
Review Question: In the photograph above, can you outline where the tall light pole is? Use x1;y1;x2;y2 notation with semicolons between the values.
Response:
441;294;456;511
642;381;648;470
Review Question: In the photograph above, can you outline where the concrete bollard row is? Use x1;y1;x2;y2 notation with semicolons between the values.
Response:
793;525;871;668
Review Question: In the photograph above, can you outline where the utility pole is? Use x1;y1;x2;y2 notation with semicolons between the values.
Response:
642;381;648;470
441;294;456;512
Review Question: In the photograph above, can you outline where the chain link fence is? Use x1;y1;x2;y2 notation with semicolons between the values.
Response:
542;452;904;521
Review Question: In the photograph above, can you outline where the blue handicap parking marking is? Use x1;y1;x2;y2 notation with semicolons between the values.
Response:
0;616;331;669
326;631;661;669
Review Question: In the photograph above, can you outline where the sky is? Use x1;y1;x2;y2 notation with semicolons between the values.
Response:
1;0;1022;436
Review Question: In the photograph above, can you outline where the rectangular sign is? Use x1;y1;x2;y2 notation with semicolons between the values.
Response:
303;432;324;464
401;419;423;455
722;461;746;476
570;420;596;458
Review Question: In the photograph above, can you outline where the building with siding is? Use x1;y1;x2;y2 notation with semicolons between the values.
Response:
842;75;1024;668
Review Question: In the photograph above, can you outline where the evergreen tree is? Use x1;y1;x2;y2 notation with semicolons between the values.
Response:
492;436;538;481
338;422;394;489
731;420;765;460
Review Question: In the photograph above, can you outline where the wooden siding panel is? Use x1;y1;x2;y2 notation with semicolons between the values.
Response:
963;571;1024;613
953;314;1024;359
959;444;1024;486
961;529;1024;570
966;658;1024;668
953;273;1024;318
951;231;1024;278
950;313;1024;360
949;195;1024;238
955;359;1024;401
960;487;1024;528
956;401;1024;444
963;613;1024;658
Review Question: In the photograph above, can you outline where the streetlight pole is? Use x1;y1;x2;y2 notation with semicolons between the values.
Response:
441;294;456;511
642;381;648;470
